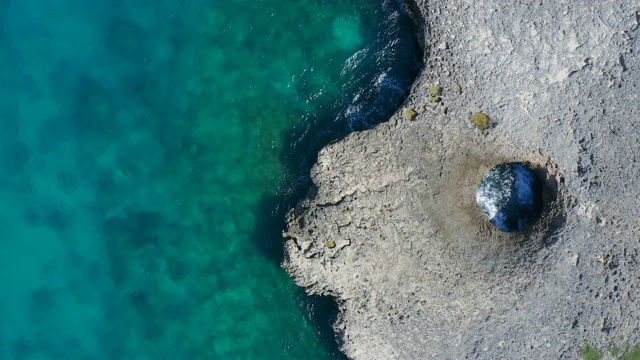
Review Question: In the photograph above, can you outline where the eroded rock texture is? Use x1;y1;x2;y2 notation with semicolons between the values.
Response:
284;1;640;358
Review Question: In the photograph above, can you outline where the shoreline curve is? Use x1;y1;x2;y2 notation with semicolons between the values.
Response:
283;0;640;358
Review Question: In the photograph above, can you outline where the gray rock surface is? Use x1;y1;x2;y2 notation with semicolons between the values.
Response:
283;1;640;358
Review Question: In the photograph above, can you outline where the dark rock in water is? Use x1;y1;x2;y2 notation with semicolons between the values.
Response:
476;162;543;232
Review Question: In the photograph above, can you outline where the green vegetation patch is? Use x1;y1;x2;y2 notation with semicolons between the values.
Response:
579;344;603;360
621;345;640;360
403;108;417;120
471;112;490;130
579;343;640;360
429;85;442;96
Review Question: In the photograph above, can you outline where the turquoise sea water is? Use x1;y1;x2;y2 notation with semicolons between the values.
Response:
0;0;421;359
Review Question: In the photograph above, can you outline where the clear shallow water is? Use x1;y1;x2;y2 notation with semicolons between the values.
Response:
0;0;421;359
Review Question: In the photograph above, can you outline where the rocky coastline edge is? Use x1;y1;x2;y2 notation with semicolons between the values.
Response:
283;1;640;358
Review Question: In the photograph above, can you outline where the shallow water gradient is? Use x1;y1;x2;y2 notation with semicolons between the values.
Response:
0;0;421;358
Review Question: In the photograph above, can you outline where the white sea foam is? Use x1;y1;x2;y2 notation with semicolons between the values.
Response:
476;167;514;219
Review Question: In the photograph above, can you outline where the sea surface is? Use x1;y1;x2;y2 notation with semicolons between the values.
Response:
0;0;421;359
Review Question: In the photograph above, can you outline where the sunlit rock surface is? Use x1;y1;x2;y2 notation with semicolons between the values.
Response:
283;0;640;358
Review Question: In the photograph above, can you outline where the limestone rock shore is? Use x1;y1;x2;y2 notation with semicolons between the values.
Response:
283;1;640;358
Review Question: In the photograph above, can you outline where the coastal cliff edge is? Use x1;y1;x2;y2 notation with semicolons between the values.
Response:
283;1;640;358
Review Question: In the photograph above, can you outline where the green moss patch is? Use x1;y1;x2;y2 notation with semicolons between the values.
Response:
403;108;417;120
471;112;490;130
579;344;603;360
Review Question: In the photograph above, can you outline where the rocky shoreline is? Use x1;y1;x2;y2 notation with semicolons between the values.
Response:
283;1;640;358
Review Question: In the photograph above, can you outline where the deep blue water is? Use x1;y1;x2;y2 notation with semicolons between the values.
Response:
0;0;421;358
